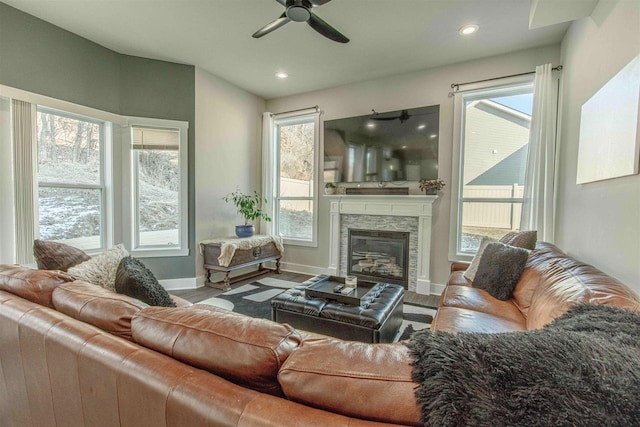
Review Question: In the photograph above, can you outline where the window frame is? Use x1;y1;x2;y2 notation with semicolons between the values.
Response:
124;117;189;258
35;106;112;254
449;76;534;261
266;111;320;247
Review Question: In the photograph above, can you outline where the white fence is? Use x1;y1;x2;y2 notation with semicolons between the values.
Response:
462;184;524;231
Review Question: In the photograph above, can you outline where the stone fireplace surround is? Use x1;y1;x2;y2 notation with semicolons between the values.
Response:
341;216;417;290
327;195;438;295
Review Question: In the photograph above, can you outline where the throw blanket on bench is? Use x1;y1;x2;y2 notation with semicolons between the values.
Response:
406;304;640;427
199;235;284;266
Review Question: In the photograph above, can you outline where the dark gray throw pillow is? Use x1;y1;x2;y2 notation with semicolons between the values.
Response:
472;242;529;300
115;256;176;307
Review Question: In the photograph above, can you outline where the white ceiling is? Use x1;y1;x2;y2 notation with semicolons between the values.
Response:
2;0;571;100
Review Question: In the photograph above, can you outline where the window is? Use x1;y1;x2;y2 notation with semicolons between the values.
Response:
450;82;534;259
268;112;319;246
36;107;110;252
126;118;188;257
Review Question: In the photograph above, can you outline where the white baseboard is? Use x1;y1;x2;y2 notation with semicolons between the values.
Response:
429;282;445;296
160;263;446;297
277;261;332;277
159;277;199;291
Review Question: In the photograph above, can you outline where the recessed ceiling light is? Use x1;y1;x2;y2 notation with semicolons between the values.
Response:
401;145;407;149
275;71;289;79
417;124;426;130
366;122;376;128
459;24;479;35
430;134;438;139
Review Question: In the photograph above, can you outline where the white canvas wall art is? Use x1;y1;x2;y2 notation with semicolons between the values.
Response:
576;55;640;184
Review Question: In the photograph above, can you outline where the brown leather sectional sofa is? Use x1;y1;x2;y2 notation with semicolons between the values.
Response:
1;241;638;426
0;265;420;426
432;242;640;333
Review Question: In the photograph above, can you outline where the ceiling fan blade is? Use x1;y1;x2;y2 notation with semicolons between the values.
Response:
309;0;333;6
307;12;349;43
252;12;291;39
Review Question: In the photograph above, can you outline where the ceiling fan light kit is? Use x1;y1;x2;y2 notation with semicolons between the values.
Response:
253;0;349;43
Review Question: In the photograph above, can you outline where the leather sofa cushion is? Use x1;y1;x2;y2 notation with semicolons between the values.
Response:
52;281;148;341
447;270;471;287
0;264;73;308
131;305;301;397
278;338;421;426
512;242;567;314
527;258;640;329
439;285;525;324
169;294;192;307
430;306;526;334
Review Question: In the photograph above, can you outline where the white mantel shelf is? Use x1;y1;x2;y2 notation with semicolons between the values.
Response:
326;194;438;295
325;195;437;217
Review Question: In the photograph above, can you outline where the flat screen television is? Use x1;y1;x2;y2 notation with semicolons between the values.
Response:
323;104;439;183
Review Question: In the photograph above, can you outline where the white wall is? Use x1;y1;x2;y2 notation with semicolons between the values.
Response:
266;45;560;289
557;0;640;292
195;68;266;283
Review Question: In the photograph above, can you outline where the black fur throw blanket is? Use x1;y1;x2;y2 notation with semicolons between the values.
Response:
405;304;640;427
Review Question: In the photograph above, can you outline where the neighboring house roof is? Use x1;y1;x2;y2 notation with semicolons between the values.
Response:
464;99;531;186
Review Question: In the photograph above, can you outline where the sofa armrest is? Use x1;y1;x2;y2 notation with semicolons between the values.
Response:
450;261;470;272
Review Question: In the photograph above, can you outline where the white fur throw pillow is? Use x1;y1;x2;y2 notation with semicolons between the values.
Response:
68;244;129;291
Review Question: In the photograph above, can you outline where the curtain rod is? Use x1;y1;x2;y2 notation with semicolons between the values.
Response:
450;65;563;93
271;105;319;117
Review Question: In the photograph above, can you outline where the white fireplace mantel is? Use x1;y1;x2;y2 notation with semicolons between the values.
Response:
326;195;438;295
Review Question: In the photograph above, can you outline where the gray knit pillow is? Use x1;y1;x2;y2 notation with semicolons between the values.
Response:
473;242;529;300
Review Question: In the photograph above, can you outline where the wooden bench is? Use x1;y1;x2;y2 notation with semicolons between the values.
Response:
201;236;282;290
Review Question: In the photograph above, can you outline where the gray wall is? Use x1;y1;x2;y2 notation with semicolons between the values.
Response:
119;56;196;279
0;2;120;113
556;0;640;292
0;2;196;279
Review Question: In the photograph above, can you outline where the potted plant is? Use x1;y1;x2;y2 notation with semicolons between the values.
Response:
223;189;271;238
324;182;336;195
419;178;445;195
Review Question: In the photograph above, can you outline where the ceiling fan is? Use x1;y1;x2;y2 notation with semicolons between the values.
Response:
252;0;349;43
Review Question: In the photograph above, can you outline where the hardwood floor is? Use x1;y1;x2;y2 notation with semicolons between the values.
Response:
171;271;440;308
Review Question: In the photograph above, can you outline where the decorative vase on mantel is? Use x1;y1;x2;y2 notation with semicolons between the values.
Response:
419;178;445;196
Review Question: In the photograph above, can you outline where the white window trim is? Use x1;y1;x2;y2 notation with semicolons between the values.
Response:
35;106;113;255
0;84;190;260
449;75;534;262
123;116;189;258
263;110;320;247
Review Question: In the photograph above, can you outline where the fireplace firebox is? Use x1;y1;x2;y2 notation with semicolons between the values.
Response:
347;229;409;288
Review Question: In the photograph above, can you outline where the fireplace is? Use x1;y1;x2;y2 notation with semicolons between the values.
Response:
347;229;409;288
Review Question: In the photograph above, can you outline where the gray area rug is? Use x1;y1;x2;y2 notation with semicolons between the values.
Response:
198;278;435;342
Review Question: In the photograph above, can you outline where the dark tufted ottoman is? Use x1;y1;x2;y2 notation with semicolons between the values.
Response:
271;276;404;343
